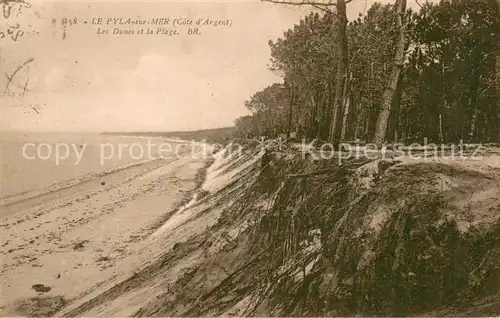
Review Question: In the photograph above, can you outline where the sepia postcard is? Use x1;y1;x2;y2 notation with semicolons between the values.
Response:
1;0;499;316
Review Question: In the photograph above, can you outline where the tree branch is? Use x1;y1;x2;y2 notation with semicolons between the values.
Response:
414;0;428;9
311;3;333;13
262;0;336;7
3;57;34;95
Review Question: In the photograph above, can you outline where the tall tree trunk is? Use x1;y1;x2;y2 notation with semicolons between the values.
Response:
468;69;480;141
287;81;294;139
354;100;360;140
297;92;302;136
310;92;318;139
388;79;403;143
365;61;374;141
497;43;500;142
323;80;333;140
340;72;352;141
372;0;406;147
328;0;349;147
495;0;500;141
340;94;351;141
353;88;362;140
438;114;443;143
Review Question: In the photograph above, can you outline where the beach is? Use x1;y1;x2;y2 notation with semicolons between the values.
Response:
0;133;211;316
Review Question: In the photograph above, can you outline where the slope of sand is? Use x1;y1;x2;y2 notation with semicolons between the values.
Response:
56;147;500;317
55;146;263;317
0;154;209;316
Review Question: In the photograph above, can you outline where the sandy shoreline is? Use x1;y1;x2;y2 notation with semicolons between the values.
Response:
0;154;210;316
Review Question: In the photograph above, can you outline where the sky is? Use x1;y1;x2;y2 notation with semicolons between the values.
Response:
1;0;433;133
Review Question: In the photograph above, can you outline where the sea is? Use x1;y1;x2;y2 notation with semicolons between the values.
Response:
0;131;188;204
